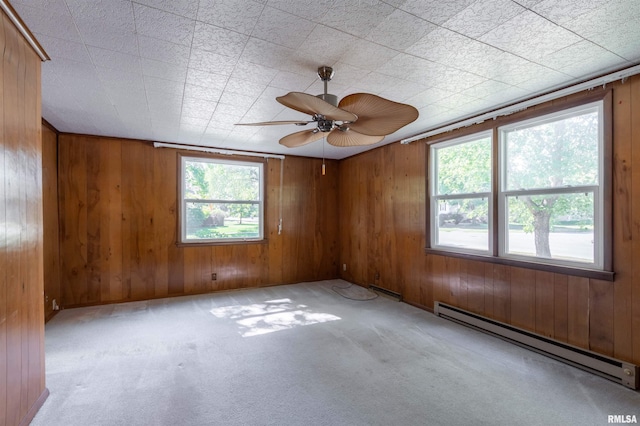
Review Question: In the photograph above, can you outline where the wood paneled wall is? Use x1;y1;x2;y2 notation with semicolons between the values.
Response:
339;76;640;365
57;135;339;307
0;10;48;426
42;122;60;321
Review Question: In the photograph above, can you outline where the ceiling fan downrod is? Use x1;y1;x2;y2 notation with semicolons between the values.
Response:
316;66;338;107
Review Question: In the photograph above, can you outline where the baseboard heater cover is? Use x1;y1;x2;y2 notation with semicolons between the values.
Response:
434;302;638;390
369;285;402;301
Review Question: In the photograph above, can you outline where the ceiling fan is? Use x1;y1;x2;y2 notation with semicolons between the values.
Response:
236;66;419;148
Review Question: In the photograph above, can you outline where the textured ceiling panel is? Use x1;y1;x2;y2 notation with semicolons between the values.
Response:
12;0;640;159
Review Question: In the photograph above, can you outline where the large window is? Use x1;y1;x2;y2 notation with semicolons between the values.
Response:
428;99;609;275
180;156;264;244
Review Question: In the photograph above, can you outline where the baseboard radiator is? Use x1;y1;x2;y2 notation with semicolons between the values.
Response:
434;302;639;390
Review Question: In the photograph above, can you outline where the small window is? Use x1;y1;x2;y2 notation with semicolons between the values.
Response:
430;132;492;253
180;155;264;244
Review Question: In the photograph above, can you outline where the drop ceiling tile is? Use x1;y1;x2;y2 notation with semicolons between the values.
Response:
588;20;640;62
33;33;92;63
266;0;335;21
184;84;222;102
239;38;296;71
297;25;358;64
479;11;583;61
224;78;266;98
405;87;455;109
318;1;395;38
377;54;438;83
231;60;279;85
87;46;141;72
529;0;602;26
516;68;573;92
341;39;399;70
218;91;259;109
186;68;229;91
539;40;628;77
95;66;145;93
269;70;316;92
407;28;505;76
137;35;191;66
341;71;396;94
79;28;139;56
481;86;530;105
443;0;525;38
192;22;249;58
65;0;135;33
197;0;264;35
188;49;237;75
399;0;476;25
12;3;81;42
141;58;188;82
133;3;195;46
251;6;315;49
11;0;69;16
367;9;437;50
429;67;487;92
133;0;199;19
379;80;430;102
144;76;185;96
461;79;518;100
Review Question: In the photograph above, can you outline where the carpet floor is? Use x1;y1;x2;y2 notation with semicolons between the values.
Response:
31;280;639;426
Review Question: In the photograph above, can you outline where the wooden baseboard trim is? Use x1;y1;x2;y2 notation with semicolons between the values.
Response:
19;387;49;426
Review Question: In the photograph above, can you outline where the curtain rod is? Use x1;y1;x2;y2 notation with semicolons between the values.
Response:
401;63;640;144
153;142;285;160
0;0;50;61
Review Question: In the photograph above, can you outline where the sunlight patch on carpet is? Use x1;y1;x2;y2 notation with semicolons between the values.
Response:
210;298;341;337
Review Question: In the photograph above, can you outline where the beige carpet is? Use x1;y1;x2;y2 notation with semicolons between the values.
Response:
32;280;639;425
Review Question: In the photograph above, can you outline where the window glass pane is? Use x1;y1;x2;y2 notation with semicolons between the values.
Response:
505;192;594;263
504;110;599;191
435;136;491;195
184;160;260;201
436;198;489;251
185;202;260;240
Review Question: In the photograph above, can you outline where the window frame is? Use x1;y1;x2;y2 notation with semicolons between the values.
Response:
178;154;266;245
497;101;605;270
429;130;493;255
425;90;613;281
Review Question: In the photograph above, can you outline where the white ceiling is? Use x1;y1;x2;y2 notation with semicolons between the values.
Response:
13;0;640;159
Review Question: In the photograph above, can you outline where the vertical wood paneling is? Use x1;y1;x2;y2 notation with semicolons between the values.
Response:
553;273;568;341
42;123;60;321
0;14;7;423
629;77;640;363
57;136;339;306
612;79;634;361
1;9;47;426
535;271;554;338
567;276;589;347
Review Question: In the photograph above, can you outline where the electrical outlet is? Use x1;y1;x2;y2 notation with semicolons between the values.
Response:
211;273;217;281
343;264;347;271
374;272;380;280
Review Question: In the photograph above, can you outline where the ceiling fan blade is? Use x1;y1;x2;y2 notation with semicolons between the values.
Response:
235;120;312;126
338;93;419;136
326;128;384;147
279;129;326;148
277;92;357;122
